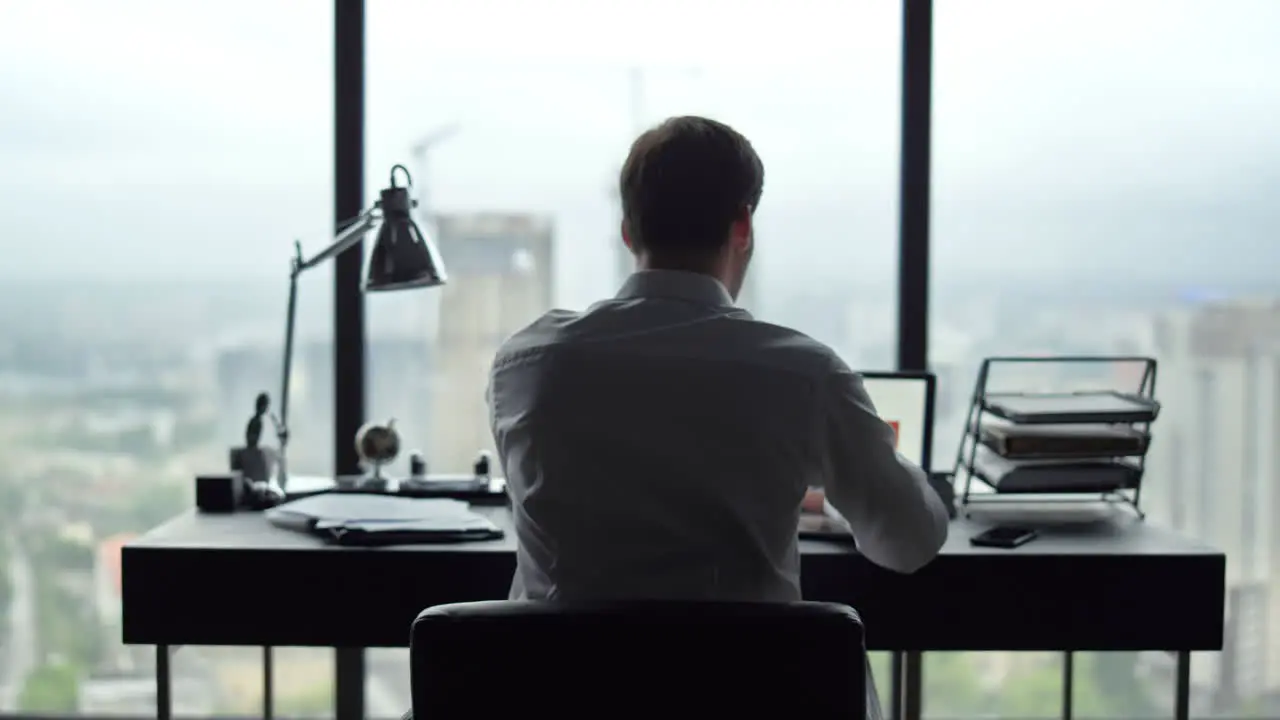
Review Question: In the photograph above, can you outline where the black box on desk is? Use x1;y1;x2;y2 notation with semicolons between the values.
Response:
196;473;244;513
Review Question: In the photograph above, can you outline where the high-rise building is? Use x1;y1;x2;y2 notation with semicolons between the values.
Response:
367;336;434;474
428;213;554;473
214;344;277;457
1145;299;1280;703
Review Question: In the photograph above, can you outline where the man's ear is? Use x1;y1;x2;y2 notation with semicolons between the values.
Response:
729;207;753;253
620;219;633;251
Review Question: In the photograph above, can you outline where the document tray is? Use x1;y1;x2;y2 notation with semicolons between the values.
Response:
980;423;1149;459
982;391;1160;425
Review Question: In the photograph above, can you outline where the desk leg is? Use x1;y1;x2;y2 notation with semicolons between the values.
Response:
1061;651;1074;720
1174;651;1191;720
890;651;904;720
263;646;274;720
335;647;365;720
902;652;923;720
155;645;172;720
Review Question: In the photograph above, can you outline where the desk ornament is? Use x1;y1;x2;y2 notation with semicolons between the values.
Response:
397;448;504;504
352;418;401;491
408;451;427;478
228;392;284;510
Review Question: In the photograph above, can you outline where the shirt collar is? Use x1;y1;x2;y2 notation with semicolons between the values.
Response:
616;270;735;308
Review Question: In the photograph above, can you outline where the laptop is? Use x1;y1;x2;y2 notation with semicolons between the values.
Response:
798;370;937;540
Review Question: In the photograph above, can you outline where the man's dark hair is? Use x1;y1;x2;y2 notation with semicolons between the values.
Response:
619;116;764;260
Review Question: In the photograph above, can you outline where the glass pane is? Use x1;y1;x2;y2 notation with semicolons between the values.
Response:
0;1;334;716
868;651;892;706
366;0;902;713
930;0;1280;718
925;651;1064;719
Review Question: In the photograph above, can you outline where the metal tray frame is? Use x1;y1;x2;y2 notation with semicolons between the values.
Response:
953;356;1158;519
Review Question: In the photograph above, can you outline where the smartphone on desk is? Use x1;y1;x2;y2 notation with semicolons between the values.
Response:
970;525;1038;549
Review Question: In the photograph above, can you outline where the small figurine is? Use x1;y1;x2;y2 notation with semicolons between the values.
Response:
245;392;270;448
238;392;276;487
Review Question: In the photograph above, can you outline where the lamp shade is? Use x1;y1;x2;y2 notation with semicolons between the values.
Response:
365;171;448;292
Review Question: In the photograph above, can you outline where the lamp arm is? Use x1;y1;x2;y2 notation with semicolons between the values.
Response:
297;208;380;271
276;242;302;488
275;207;378;489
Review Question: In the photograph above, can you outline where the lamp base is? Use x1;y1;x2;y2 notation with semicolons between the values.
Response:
194;473;285;512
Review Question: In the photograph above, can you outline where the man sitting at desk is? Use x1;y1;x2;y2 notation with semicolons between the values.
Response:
487;115;949;603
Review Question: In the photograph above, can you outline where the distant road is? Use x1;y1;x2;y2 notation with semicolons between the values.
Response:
0;537;36;712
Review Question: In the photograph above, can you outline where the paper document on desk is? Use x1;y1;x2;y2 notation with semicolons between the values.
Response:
266;493;503;544
274;493;471;523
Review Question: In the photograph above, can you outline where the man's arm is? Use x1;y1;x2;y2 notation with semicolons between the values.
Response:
818;365;948;573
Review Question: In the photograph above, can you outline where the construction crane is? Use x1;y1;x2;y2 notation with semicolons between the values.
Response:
409;122;462;226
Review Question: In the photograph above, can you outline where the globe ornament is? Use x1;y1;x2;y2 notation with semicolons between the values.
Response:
355;419;400;479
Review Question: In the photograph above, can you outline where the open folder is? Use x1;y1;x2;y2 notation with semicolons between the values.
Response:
266;494;503;546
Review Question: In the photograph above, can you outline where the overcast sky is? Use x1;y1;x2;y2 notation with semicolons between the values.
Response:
1;0;1278;309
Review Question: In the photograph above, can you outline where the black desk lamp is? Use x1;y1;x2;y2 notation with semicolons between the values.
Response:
273;164;446;490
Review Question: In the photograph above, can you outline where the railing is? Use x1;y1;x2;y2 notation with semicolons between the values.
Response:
0;648;1210;720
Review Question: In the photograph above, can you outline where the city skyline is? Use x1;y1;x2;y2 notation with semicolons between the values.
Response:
4;1;1280;303
2;0;1280;716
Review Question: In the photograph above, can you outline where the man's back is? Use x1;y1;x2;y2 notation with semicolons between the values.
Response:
488;270;948;602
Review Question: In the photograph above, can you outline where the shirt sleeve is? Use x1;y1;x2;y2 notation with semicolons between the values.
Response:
817;363;949;573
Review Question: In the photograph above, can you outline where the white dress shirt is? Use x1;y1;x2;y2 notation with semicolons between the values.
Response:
488;270;949;603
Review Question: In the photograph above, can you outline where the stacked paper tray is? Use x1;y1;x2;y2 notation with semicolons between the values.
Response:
979;422;1149;460
982;391;1160;425
971;444;1142;494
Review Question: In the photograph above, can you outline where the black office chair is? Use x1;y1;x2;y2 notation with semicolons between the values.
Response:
410;600;869;718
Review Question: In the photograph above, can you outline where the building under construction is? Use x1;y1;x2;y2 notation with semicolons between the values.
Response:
426;212;555;473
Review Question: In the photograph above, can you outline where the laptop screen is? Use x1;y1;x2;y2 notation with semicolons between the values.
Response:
860;373;934;470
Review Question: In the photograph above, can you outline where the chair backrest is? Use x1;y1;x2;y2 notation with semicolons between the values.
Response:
411;600;868;718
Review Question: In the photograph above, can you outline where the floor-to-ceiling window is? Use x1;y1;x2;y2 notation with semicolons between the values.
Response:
928;0;1280;717
5;0;1278;718
360;0;904;714
0;1;336;716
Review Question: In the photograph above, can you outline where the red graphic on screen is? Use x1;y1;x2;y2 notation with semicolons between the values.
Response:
887;421;900;448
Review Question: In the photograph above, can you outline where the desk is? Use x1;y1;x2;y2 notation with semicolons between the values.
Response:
123;507;1224;720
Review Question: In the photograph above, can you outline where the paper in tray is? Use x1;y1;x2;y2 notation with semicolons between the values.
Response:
980;422;1149;459
982;391;1159;425
972;445;1142;494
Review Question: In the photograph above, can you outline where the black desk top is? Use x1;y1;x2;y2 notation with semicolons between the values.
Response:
130;505;1218;557
122;507;1225;652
